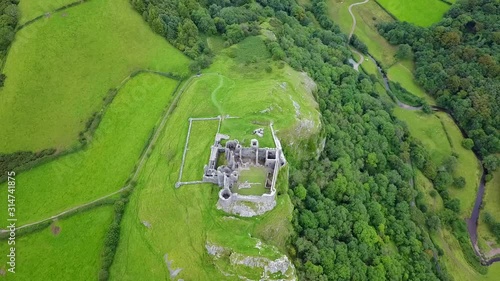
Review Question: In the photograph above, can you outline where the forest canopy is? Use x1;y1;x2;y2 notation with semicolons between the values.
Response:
378;0;500;166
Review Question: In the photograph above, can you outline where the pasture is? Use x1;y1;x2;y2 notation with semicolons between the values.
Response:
0;0;189;153
394;108;451;164
18;0;79;24
376;0;450;27
327;0;398;67
394;108;481;217
0;206;114;280
478;169;500;253
387;62;436;105
0;73;179;224
436;112;481;217
109;37;320;280
432;229;500;281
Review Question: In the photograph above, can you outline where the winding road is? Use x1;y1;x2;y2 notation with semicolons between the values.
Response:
347;0;369;71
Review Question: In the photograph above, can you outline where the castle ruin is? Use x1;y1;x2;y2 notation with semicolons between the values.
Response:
202;124;286;216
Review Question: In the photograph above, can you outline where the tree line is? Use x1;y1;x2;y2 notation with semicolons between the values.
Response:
377;0;499;173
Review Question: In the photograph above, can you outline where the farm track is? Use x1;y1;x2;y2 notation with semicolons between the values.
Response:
0;74;197;234
348;0;369;71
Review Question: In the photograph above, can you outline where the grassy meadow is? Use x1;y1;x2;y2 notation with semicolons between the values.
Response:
0;206;114;280
478;169;500;253
393;109;480;217
0;74;179;224
376;0;450;26
18;0;79;24
387;62;436;105
109;37;320;280
0;0;189;153
436;112;482;216
432;229;500;281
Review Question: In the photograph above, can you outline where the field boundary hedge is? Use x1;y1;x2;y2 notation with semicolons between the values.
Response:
373;0;398;21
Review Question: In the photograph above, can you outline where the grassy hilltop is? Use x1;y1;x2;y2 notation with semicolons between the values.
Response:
110;36;321;280
0;0;189;153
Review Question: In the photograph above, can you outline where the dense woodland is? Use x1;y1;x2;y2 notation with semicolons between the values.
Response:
378;0;499;170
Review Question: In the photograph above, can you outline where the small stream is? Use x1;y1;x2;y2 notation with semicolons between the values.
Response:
369;55;498;265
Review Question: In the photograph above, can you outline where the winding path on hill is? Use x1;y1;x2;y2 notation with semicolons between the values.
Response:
347;0;369;71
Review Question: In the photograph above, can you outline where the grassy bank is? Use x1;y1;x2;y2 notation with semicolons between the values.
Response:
109;37;320;280
0;0;189;153
0;74;179;224
376;0;450;27
0;206;114;280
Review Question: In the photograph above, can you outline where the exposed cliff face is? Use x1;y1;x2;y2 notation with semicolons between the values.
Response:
206;241;296;281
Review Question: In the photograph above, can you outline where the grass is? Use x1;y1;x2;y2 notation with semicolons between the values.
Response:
432;228;500;281
387;62;436;105
436;112;482;217
376;0;450;27
109;37;320;280
327;0;398;67
18;0;79;24
416;170;443;213
180;120;220;182
394;108;451;164
0;206;114;280
0;0;189;153
478;169;500;253
0;73;179;224
235;167;269;196
394;108;481;217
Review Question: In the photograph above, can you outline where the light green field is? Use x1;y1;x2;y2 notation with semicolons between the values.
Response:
387;62;436;105
0;74;179;224
18;0;79;24
110;37;320;280
235;167;269;196
394;108;451;164
0;206;114;280
416;170;443;212
436;112;482;217
433;229;500;281
478;169;500;253
327;0;397;67
0;0;189;153
376;0;450;27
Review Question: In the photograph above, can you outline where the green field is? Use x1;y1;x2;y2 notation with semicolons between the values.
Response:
436;112;482;216
387;62;436;105
0;73;179;224
235;167;269;196
393;109;480;217
327;0;398;67
432;229;500;281
109;37;320;280
376;0;450;27
478;169;500;253
0;0;189;153
394;108;451;164
18;0;79;24
0;206;114;280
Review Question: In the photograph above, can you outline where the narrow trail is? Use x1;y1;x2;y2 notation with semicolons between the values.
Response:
0;75;197;233
347;0;369;71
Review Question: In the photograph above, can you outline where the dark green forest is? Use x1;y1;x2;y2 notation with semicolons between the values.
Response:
378;0;499;170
